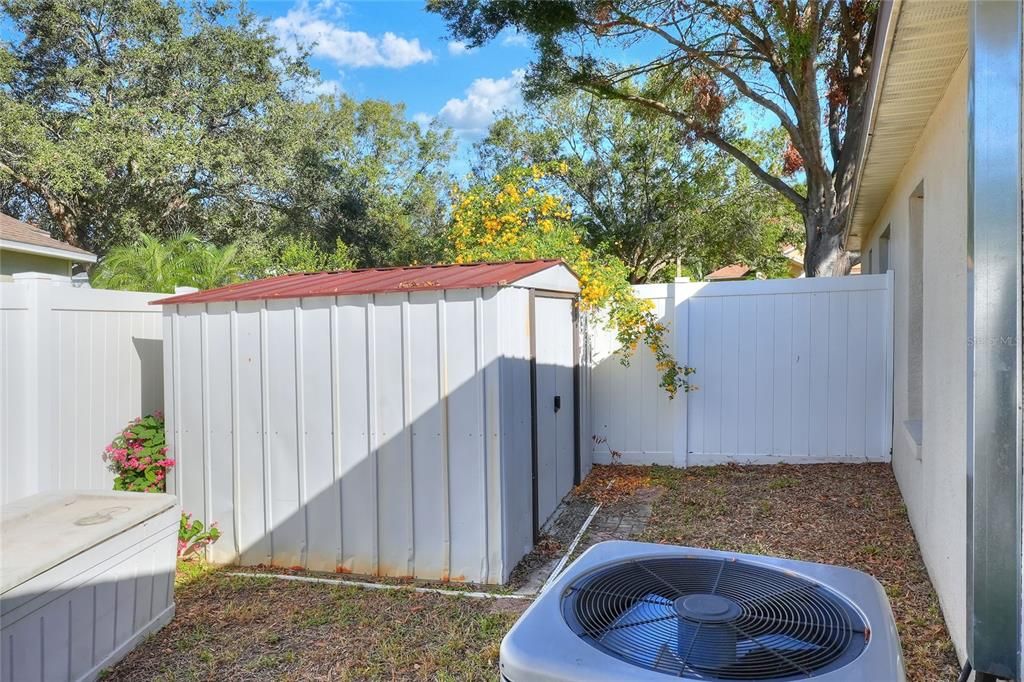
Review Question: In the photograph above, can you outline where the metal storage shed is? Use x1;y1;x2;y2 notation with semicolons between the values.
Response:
156;260;588;584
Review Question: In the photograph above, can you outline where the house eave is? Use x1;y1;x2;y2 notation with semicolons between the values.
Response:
844;0;969;251
0;239;98;264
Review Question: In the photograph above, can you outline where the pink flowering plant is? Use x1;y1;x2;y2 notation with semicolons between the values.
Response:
103;412;174;493
178;513;221;559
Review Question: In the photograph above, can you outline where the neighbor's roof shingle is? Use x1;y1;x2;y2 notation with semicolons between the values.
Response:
155;259;573;305
0;212;96;260
706;264;751;281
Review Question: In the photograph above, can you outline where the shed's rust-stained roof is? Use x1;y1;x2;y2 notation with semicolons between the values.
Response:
155;259;572;305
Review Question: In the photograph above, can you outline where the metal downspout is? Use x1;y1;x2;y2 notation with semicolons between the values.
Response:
966;1;1023;677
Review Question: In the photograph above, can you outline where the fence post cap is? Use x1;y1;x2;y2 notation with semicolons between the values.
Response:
11;272;71;284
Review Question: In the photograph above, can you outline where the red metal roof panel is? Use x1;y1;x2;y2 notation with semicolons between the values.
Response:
153;259;571;305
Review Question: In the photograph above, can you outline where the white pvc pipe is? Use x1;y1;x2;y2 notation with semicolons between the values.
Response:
226;571;534;601
540;504;601;594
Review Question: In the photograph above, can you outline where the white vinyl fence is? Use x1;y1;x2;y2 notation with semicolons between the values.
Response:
591;273;894;466
0;274;164;504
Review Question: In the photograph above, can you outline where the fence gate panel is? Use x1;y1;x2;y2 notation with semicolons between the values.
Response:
590;273;894;467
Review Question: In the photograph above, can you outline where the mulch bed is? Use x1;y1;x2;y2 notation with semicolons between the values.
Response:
108;462;956;681
573;463;654;505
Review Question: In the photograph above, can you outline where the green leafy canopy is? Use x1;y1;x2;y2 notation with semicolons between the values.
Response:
430;0;879;276
474;89;804;282
1;0;455;266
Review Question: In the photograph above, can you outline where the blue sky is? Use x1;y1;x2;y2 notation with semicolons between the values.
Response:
259;2;785;162
3;0;784;167
260;0;533;138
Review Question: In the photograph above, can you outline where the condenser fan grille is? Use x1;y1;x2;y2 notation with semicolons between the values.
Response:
561;557;868;680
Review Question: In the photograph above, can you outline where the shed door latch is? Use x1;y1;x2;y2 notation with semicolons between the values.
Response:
554;395;561;412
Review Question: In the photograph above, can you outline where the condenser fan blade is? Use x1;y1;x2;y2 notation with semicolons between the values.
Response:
563;556;869;680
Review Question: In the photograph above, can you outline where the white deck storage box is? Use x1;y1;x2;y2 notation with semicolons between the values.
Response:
1;491;178;681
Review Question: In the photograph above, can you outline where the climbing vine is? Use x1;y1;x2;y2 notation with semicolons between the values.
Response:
449;165;695;397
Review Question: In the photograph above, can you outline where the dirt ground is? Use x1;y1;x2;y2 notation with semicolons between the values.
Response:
108;462;958;681
573;463;960;681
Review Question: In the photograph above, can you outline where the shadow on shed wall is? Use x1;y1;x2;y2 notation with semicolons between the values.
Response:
168;354;582;586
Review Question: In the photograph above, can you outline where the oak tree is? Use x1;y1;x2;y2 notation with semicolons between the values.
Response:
1;0;454;264
430;0;877;275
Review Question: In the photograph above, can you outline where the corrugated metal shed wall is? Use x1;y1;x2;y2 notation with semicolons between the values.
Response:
497;287;533;569
164;286;551;584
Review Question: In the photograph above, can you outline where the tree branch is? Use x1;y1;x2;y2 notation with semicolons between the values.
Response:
583;85;806;210
612;11;812;157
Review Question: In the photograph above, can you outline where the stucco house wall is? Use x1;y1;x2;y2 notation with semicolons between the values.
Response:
859;55;968;657
0;249;73;277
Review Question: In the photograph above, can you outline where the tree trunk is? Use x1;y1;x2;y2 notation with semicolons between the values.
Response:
41;193;85;249
804;213;852;277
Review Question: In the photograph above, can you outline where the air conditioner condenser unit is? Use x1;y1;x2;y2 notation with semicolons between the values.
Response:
501;541;905;681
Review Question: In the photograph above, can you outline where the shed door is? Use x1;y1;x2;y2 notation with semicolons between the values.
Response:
534;295;576;527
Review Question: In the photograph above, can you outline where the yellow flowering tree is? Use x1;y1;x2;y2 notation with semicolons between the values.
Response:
449;165;694;397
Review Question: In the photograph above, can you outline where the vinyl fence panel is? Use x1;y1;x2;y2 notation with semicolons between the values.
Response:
0;274;163;504
590;286;677;465
590;273;894;466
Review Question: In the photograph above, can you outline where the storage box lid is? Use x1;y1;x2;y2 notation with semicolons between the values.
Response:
1;491;177;594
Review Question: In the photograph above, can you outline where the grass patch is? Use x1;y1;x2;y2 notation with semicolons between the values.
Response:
106;571;525;681
109;463;956;682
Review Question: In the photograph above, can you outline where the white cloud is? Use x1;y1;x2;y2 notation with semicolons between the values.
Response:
412;112;434;128
500;31;530;47
310;79;343;97
272;2;434;69
447;40;473;56
437;69;525;135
